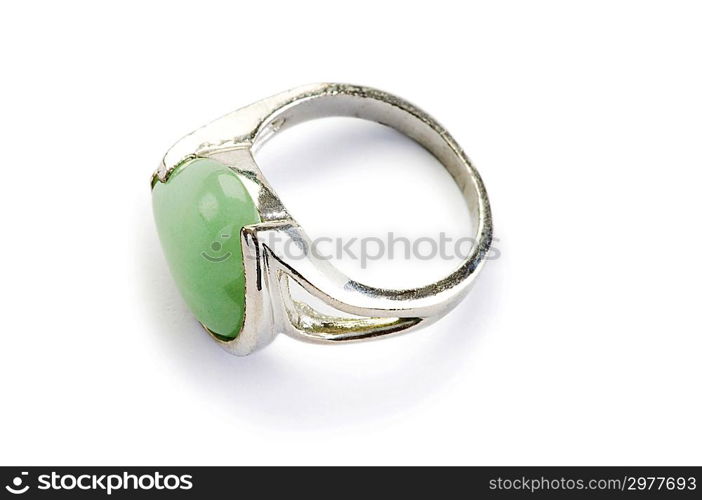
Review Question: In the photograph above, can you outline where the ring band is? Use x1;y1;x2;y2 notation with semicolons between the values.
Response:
151;83;493;355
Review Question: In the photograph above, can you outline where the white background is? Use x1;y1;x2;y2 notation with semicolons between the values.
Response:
1;1;700;465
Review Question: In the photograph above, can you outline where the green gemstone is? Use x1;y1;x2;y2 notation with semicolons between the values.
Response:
152;157;260;338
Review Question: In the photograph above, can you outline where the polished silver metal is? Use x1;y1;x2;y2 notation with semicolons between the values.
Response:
153;83;492;355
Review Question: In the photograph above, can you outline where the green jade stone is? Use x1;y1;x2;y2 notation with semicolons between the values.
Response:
152;158;260;338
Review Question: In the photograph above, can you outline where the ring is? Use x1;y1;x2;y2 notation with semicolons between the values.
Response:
151;83;493;355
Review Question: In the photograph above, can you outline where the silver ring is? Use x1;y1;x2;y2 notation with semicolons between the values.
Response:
151;83;493;355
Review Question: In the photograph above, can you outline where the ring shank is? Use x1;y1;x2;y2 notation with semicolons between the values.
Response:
249;85;492;305
251;90;483;233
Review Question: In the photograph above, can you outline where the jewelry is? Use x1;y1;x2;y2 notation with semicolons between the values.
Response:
152;83;492;355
